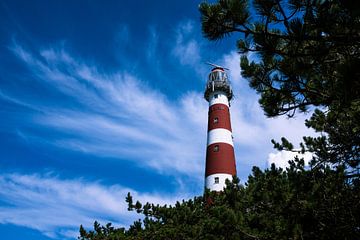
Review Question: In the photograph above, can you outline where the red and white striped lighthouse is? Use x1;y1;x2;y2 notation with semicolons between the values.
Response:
204;64;236;191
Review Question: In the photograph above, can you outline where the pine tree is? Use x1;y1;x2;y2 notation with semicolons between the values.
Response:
79;163;360;239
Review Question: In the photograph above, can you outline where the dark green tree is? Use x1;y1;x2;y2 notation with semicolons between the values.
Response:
199;0;360;175
79;162;360;239
79;221;127;240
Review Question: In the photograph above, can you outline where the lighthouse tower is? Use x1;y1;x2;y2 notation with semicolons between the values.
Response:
204;64;236;191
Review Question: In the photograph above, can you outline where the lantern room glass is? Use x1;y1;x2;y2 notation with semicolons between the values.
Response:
209;70;227;83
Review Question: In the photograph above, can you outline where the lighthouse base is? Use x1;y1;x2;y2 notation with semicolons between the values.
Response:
205;173;233;191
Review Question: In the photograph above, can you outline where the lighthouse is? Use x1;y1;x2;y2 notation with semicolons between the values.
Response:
204;64;236;191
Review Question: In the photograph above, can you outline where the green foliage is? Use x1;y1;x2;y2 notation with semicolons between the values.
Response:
199;0;250;40
79;222;127;240
79;163;360;240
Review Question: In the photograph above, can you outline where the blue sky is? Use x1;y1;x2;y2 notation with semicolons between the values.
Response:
0;1;314;239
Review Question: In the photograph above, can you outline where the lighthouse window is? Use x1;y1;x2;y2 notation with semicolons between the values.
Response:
213;145;219;152
214;177;219;184
213;117;219;124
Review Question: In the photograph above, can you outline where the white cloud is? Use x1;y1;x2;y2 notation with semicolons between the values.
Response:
267;150;313;169
0;172;185;239
172;20;201;66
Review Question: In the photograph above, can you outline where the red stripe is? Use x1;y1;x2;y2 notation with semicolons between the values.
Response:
205;142;236;176
208;103;232;131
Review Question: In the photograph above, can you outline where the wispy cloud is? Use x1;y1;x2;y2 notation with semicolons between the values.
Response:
172;20;201;67
0;172;183;239
8;42;208;179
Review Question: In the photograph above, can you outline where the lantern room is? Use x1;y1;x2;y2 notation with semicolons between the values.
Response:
204;68;233;102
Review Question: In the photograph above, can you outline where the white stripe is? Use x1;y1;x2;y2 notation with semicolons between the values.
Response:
209;91;229;107
207;128;233;146
205;173;233;191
